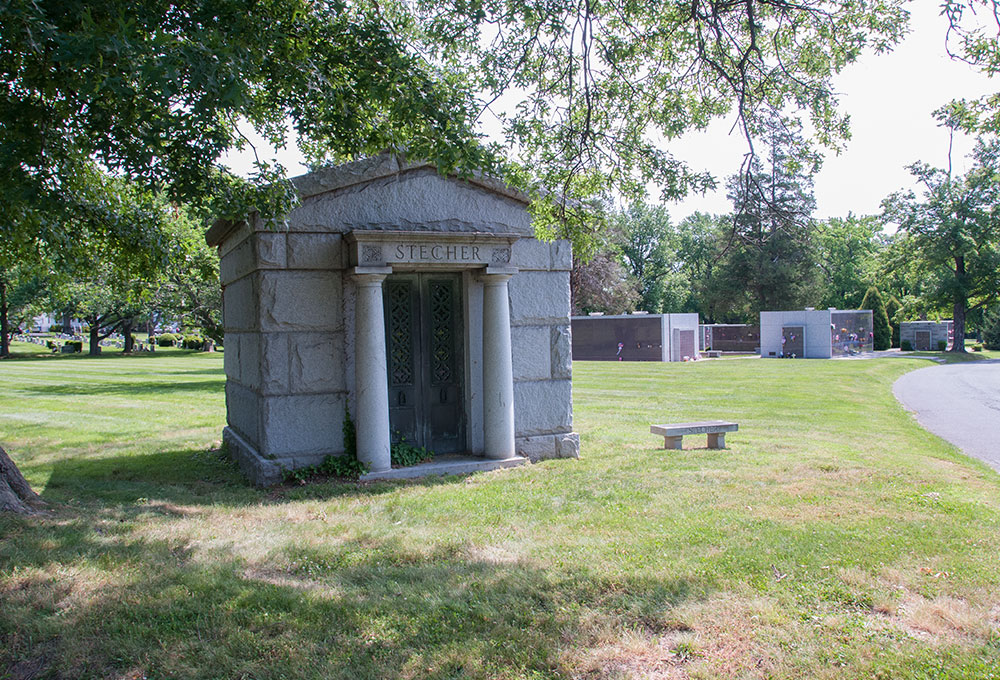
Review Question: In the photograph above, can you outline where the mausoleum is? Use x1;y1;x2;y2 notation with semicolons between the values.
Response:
760;308;873;358
900;320;953;350
571;313;700;361
207;153;579;486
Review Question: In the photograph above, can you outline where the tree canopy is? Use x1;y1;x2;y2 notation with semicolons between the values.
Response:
881;134;1000;351
1;0;492;255
2;0;913;252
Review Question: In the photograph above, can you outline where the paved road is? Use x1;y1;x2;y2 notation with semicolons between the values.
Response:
893;359;1000;472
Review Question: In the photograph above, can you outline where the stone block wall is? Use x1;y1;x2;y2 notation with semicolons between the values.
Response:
219;226;350;486
509;239;580;461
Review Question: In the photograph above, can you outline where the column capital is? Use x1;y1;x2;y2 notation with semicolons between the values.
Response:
352;266;393;283
479;266;518;283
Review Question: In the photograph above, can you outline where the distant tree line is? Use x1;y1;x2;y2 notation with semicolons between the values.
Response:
572;117;1000;353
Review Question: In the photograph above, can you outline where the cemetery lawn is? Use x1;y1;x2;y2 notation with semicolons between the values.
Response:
2;353;999;679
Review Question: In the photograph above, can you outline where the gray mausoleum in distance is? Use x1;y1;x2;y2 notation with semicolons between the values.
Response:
206;153;580;486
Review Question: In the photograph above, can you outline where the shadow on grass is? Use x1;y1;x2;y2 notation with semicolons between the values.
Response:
1;514;705;679
22;379;225;397
41;447;495;509
41;448;253;507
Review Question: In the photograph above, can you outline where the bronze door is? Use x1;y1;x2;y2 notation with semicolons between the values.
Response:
384;273;465;454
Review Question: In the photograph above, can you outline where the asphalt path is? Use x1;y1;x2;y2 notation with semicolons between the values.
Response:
892;359;1000;472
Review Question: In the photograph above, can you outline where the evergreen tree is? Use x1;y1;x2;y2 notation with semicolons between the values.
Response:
983;306;1000;350
861;287;892;351
885;295;902;348
720;114;822;318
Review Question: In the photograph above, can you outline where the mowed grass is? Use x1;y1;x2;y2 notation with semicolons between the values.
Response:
1;349;999;679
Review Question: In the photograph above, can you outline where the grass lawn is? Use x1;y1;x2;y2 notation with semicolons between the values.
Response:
1;349;999;679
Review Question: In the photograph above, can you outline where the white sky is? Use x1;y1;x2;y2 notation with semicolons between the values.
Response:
222;2;997;221
670;1;996;219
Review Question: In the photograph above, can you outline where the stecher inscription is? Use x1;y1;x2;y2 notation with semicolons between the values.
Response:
390;243;483;262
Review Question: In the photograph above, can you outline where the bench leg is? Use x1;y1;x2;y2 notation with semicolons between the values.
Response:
663;436;683;450
707;433;725;449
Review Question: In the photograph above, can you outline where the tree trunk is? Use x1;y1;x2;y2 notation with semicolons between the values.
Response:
88;316;101;355
123;318;135;353
0;445;44;514
951;256;967;353
0;273;9;359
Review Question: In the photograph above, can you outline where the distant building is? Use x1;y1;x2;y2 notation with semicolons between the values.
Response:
900;321;953;350
571;313;700;362
760;308;873;358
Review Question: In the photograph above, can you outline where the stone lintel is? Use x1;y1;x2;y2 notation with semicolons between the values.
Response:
348;231;519;269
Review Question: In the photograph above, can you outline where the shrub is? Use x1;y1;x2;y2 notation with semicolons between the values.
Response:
972;344;983;352
391;439;433;467
49;324;61;333
182;336;205;350
984;306;1000;350
157;333;177;347
937;340;947;351
900;340;913;351
66;341;83;352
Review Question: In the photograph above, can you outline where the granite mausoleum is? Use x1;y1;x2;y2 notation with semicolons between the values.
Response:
207;154;579;486
900;320;954;350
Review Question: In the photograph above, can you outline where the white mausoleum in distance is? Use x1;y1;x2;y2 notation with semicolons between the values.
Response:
207;153;579;486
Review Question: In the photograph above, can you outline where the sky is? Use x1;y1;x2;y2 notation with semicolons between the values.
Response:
669;1;998;220
222;2;998;222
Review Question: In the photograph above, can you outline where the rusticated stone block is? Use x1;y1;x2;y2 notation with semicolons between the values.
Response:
223;275;258;332
513;379;573;436
259;271;342;332
516;434;557;462
260;334;290;394
256;232;287;269
550;324;572;379
509;271;570;325
223;332;241;384
511;326;551;380
219;237;255;285
286;233;344;269
289;332;345;393
556;432;580;459
550;239;572;271
511;238;551;270
226;382;261;448
259;393;345;457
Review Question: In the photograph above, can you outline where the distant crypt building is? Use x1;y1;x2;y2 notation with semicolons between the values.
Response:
207;154;579;486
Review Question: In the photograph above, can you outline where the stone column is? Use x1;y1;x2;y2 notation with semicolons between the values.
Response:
481;267;518;459
353;267;393;473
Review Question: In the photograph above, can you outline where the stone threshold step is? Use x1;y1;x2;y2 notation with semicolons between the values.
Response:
360;455;527;481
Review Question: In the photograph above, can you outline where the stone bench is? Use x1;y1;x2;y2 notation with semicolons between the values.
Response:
650;420;738;450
